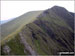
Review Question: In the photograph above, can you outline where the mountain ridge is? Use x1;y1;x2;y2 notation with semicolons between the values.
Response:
1;11;43;41
1;6;74;55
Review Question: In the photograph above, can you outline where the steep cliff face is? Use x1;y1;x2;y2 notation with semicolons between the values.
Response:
1;6;74;55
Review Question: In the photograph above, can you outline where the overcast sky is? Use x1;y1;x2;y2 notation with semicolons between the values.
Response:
1;1;74;21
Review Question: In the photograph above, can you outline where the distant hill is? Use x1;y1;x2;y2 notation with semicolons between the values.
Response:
1;20;7;24
1;6;74;55
0;18;15;25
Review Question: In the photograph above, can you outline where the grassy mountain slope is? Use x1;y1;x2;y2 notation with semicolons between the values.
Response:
1;11;43;40
1;6;74;55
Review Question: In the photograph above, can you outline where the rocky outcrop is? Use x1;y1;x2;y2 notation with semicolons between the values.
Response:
3;45;11;54
19;32;37;55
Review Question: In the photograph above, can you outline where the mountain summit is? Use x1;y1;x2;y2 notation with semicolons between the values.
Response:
1;6;74;55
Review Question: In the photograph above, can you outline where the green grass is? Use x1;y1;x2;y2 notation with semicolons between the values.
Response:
34;39;46;55
6;34;25;55
1;11;43;41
